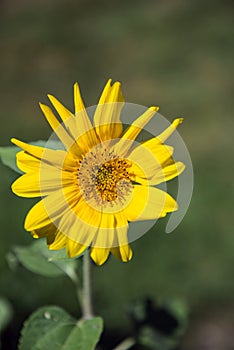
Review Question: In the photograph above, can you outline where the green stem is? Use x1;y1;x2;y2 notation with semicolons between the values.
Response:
81;250;93;319
112;337;135;350
64;265;83;311
75;282;83;313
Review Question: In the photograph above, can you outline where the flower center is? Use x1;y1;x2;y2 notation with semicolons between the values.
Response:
78;146;133;207
95;158;131;202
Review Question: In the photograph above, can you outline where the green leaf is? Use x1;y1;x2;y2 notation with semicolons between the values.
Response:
0;297;13;332
19;306;103;350
0;140;64;174
0;145;22;173
7;239;79;279
62;317;103;350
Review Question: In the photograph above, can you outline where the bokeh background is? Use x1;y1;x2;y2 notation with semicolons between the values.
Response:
0;0;234;349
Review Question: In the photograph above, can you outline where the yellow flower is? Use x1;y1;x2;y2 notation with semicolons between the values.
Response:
11;79;185;265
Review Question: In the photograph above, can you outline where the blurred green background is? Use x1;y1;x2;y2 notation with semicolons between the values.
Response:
0;0;234;348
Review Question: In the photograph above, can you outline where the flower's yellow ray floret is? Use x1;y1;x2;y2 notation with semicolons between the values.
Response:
122;106;159;141
123;186;178;222
66;239;88;258
39;103;61;130
47;94;73;121
49;231;67;250
113;106;159;156
39;103;77;152
31;222;57;239
94;79;124;141
156;118;184;143
15;148;76;173
111;244;132;262
90;248;110;266
128;143;173;180
11;138;44;159
74;82;86;115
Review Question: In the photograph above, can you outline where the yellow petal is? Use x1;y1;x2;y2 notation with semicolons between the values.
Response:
12;173;43;198
156;118;183;143
71;122;99;155
46;85;99;154
138;140;174;165
94;80;124;141
40;102;60;130
57;198;102;247
123;185;178;221
39;103;79;153
108;82;124;104
31;222;56;239
120;106;159;141
73;198;102;229
127;138;185;185
70;86;100;153
48;92;97;153
24;200;54;231
47;94;73;122
110;212;132;262
111;244;133;262
113;106;159;156
11;139;44;159
97;78;112;104
91;214;115;248
11;168;75;198
16;151;41;173
148;161;185;185
13;142;79;188
48;231;67;250
73;82;94;134
90;213;121;265
71;198;118;234
13;144;76;173
90;247;110;265
74;82;86;115
66;239;88;258
64;200;130;251
25;186;80;231
128;143;173;181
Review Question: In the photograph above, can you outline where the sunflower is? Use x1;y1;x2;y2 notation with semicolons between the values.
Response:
11;79;185;265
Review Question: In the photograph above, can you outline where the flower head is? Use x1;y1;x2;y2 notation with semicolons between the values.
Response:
11;79;185;265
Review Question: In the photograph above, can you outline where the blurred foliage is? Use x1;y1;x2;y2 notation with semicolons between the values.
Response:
129;298;187;349
7;239;79;279
0;0;234;348
0;297;13;334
